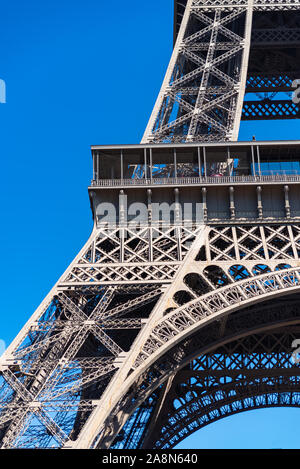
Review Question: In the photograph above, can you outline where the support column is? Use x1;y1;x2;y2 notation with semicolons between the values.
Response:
92;152;96;181
203;147;207;178
257;146;262;177
284;185;291;218
174;188;182;261
229;186;235;219
121;150;124;181
256;186;263;219
227;147;233;177
147;189;153;262
198;147;202;178
144;148;148;180
150;148;153;182
96;151;100;180
251;145;256;177
119;190;127;263
202;187;207;222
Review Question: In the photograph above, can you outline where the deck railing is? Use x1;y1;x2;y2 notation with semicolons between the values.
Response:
90;173;300;187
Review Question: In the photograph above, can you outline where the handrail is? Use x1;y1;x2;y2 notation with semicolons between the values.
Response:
90;173;300;187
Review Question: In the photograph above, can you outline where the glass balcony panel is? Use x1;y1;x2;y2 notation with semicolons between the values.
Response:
98;150;121;179
228;146;252;176
151;148;175;178
205;148;229;177
176;147;199;177
123;149;145;179
258;145;300;176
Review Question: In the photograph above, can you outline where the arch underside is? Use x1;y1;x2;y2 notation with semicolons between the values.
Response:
2;224;300;448
109;294;300;449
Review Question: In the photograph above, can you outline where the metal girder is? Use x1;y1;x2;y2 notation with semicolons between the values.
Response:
175;0;300;25
111;298;300;448
3;217;300;448
147;2;300;143
1;0;300;451
246;74;297;92
242;99;300;119
0;224;200;448
142;1;254;143
69;226;300;449
143;326;300;448
150;359;300;448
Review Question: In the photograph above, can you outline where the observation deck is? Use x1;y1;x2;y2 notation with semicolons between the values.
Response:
90;140;300;188
89;141;300;225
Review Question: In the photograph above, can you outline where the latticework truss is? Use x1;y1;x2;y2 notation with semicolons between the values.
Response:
1;221;300;448
142;0;300;143
1;0;300;451
143;0;254;143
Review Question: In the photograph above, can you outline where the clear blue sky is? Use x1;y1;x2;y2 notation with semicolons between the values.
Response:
0;0;299;449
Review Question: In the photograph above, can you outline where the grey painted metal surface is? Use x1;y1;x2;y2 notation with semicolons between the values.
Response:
146;0;300;142
1;1;300;450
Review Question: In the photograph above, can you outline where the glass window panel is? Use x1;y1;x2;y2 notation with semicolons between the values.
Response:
123;149;145;179
98;150;121;179
205;148;229;176
151;148;175;178
228;147;252;176
176;147;199;177
258;145;300;175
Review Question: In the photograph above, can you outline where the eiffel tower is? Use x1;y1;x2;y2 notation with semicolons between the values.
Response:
1;0;300;449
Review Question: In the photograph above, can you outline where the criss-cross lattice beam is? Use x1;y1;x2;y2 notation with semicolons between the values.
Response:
109;297;300;449
142;0;254;143
144;329;300;448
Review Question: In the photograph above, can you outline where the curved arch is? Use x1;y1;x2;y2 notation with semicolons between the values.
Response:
92;271;300;448
157;389;300;449
133;268;300;373
114;293;300;449
149;326;300;448
148;319;300;449
110;309;300;449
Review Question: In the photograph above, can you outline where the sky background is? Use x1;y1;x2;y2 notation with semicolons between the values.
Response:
0;0;300;449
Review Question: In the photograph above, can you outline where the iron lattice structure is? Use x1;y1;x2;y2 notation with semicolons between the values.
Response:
1;0;300;450
143;0;300;143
